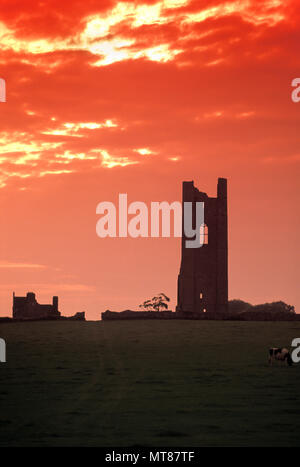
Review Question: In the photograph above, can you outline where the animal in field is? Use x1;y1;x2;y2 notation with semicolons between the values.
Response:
268;347;293;366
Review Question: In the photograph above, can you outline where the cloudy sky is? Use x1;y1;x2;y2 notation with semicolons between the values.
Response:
0;0;299;318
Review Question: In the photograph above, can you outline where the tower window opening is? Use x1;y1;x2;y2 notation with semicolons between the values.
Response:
200;292;203;299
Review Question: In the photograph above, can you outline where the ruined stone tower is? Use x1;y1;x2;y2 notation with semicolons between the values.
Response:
176;178;228;313
12;292;61;320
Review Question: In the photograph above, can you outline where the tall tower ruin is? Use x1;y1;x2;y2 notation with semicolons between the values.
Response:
177;178;228;313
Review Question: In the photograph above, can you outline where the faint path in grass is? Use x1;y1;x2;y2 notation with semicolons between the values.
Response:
1;321;300;446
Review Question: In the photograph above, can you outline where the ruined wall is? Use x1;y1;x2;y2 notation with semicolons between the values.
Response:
177;178;228;313
12;292;61;320
101;310;300;321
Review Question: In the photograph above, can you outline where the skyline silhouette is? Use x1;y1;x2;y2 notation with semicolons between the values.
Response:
0;0;299;319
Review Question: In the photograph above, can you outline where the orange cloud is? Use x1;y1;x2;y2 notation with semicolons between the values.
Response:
0;0;299;319
0;262;47;269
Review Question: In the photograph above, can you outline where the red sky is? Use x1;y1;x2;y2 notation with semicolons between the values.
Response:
0;0;299;319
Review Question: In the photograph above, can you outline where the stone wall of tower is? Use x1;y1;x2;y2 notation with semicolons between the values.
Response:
216;178;228;313
12;292;61;320
176;178;228;313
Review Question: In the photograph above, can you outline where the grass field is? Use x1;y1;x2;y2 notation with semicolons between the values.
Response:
1;320;300;447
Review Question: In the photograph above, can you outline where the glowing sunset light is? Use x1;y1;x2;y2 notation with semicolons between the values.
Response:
134;148;156;155
39;169;74;177
0;135;62;156
42;120;118;137
0;0;298;320
55;151;97;161
236;111;255;119
97;150;139;168
0;262;46;269
204;111;224;119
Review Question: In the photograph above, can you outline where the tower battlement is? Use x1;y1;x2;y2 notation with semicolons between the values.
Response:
12;291;61;320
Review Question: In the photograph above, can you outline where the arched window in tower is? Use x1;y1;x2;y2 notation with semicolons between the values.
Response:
200;224;208;245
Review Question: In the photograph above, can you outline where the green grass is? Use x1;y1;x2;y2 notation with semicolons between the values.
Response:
1;320;300;446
